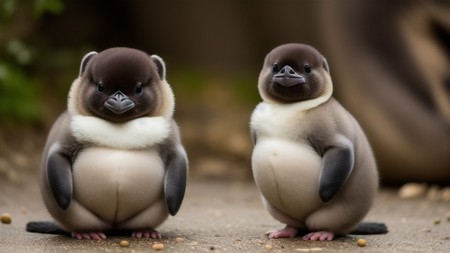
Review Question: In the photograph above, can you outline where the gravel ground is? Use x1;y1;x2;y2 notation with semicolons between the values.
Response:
1;173;449;253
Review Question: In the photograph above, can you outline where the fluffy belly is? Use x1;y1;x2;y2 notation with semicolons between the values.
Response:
72;147;165;224
252;139;323;220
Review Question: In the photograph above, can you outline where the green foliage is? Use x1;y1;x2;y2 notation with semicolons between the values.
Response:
34;0;64;17
0;61;40;122
0;0;16;20
169;68;207;96
0;0;65;123
231;74;260;105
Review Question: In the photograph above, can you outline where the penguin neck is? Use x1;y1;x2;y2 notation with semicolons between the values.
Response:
261;94;332;116
70;115;172;150
260;75;333;112
251;87;333;140
264;81;333;113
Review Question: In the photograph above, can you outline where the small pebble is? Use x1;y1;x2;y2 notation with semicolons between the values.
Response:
1;213;12;224
399;183;427;199
152;243;164;250
175;237;184;242
264;244;273;250
434;218;441;225
119;240;129;247
357;238;367;247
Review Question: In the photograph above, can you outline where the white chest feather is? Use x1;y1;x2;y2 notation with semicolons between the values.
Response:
70;115;171;149
72;147;165;223
69;115;170;222
252;139;323;220
250;102;310;139
251;102;324;220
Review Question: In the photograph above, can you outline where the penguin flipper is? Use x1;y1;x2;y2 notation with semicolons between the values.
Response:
319;139;355;202
47;151;73;210
164;146;188;216
26;221;70;236
349;222;388;235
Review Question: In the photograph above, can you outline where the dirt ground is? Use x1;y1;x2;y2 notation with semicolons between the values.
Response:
1;171;449;253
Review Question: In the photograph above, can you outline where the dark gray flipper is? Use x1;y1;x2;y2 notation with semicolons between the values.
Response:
319;142;355;202
26;221;137;237
26;221;70;236
47;151;73;210
164;148;188;216
349;222;388;235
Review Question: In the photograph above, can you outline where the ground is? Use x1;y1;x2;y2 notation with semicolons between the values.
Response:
1;172;449;253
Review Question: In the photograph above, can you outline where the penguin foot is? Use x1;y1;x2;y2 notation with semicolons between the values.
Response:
303;231;335;241
266;226;298;239
131;230;162;239
71;232;107;240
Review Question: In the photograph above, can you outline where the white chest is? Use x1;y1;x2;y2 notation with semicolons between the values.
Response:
250;102;323;220
252;139;322;220
72;147;165;223
250;102;311;140
70;115;171;149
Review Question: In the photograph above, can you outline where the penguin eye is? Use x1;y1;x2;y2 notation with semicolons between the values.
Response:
97;82;104;93
272;63;280;73
135;83;143;94
304;64;312;74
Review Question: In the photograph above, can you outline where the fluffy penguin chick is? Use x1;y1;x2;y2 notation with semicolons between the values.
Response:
250;44;380;241
28;48;188;240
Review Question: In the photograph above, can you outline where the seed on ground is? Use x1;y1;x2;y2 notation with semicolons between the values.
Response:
264;244;273;250
398;183;427;199
152;243;164;250
119;240;129;247
1;213;11;224
434;218;441;225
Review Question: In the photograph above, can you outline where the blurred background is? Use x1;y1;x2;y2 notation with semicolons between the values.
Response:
0;0;449;185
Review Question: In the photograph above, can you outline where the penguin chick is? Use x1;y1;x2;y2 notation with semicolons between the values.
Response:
27;47;188;240
250;43;384;241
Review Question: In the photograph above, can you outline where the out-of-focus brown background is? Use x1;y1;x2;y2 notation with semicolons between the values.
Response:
1;0;449;185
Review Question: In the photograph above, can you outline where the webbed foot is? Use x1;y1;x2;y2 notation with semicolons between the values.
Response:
71;232;106;240
303;231;335;241
131;229;162;239
266;226;298;239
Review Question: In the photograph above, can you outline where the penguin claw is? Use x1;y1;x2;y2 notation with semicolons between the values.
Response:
303;231;335;241
71;232;106;240
266;227;298;239
132;229;162;239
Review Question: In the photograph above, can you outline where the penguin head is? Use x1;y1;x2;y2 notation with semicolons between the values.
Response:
258;43;332;104
68;47;174;122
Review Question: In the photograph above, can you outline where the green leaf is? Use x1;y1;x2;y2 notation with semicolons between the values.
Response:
0;61;41;122
0;0;17;19
34;0;64;18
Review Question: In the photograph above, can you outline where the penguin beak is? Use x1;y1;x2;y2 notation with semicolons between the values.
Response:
104;91;135;114
273;65;306;87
